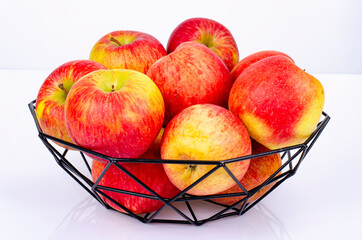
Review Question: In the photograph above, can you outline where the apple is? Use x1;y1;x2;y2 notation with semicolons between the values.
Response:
213;140;282;205
64;69;165;161
89;30;167;74
140;127;165;159
147;41;233;125
231;50;294;82
91;127;180;215
161;104;252;196
229;55;325;150
35;60;107;148
91;160;180;215
167;17;239;71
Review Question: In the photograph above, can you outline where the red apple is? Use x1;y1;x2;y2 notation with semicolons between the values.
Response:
64;69;165;161
229;55;325;150
161;104;251;196
167;17;239;71
140;127;165;159
35;60;107;148
231;50;294;82
91;160;180;215
89;31;166;74
213;141;282;205
147;41;233;125
91;127;180;215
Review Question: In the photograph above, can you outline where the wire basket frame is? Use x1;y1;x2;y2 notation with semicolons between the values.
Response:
28;100;330;226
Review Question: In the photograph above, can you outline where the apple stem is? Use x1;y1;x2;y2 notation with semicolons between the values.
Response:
111;84;115;92
188;165;197;171
110;36;122;47
58;83;68;94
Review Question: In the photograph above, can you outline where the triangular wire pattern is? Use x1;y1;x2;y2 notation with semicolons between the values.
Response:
28;100;330;226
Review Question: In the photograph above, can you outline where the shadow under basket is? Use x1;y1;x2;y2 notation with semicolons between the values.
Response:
28;100;330;226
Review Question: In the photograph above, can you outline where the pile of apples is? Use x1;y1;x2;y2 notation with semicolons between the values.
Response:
35;18;325;214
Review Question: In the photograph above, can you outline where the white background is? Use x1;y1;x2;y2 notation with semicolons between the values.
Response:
1;0;361;73
1;72;362;239
1;0;362;239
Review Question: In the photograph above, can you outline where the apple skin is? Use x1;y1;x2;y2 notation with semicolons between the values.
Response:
167;17;239;71
213;141;282;205
147;41;233;125
89;30;167;74
64;69;165;161
229;55;325;150
231;50;294;82
139;127;165;159
161;104;252;196
35;60;107;148
91;127;180;215
91;160;180;215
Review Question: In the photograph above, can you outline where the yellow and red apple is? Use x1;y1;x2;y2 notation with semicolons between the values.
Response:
89;31;167;74
91;128;180;215
167;17;239;71
147;42;233;125
91;161;180;215
35;60;107;148
213;141;282;205
231;50;294;82
229;55;325;150
161;104;252;196
64;69;165;160
140;127;165;159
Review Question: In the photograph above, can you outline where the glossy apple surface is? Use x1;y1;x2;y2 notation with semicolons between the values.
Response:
90;31;166;74
161;104;251;196
231;50;294;82
35;60;106;148
140;127;165;159
213;141;282;205
167;17;238;71
91;127;179;214
91;159;180;214
147;42;233;125
64;69;164;160
229;55;325;149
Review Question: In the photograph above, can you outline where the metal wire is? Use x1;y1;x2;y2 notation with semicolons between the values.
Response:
28;100;330;226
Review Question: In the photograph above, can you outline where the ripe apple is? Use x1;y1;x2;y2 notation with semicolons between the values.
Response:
91;128;180;215
213;140;282;205
229;55;325;150
89;30;167;74
140;127;165;159
167;17;239;71
35;60;107;148
91;160;180;215
231;50;294;82
161;104;252;196
64;69;165;161
147;41;233;125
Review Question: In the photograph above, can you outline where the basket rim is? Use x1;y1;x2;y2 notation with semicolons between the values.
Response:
28;99;331;225
28;99;330;165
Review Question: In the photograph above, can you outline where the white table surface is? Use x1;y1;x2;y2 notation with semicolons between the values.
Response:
0;70;361;240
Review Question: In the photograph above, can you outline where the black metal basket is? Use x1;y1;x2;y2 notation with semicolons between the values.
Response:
28;100;330;226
